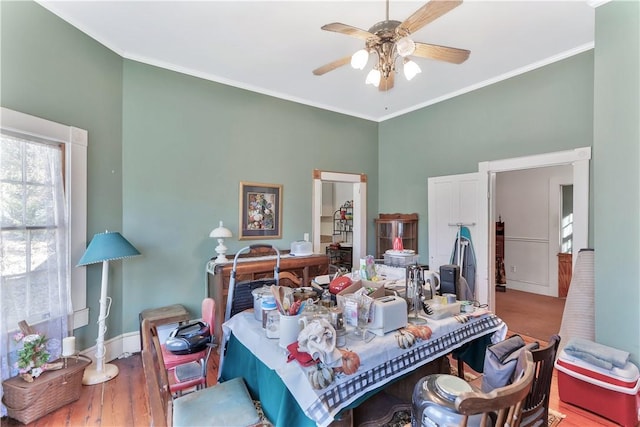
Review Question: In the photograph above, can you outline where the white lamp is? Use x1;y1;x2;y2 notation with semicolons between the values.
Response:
77;231;140;385
209;221;232;263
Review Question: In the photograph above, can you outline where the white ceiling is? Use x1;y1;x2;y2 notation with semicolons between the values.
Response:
37;1;595;122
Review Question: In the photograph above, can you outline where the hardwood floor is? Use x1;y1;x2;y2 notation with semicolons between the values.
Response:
1;300;619;427
495;288;565;341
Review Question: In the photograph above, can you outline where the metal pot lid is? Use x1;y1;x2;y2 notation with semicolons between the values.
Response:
251;286;272;298
434;375;473;402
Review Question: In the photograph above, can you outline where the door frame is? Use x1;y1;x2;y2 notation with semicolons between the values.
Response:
312;170;367;266
478;147;591;311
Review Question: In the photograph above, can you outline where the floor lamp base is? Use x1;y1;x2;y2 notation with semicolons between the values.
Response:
82;362;119;385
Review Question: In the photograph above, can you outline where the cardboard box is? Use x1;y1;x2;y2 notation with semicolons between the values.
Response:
337;279;385;299
555;349;640;427
336;280;386;327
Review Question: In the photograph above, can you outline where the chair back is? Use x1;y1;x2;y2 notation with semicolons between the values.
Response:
201;297;216;335
521;334;561;426
455;350;535;427
141;318;173;427
278;271;303;287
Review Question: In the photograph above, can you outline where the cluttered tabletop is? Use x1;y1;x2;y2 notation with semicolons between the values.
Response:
219;263;507;427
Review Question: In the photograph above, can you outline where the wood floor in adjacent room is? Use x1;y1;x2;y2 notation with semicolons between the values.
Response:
2;291;618;427
495;288;566;342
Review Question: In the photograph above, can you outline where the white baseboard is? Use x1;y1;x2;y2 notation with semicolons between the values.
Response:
81;323;181;362
81;331;142;363
506;280;556;297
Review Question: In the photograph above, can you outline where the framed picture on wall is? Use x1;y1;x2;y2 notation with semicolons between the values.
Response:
239;182;283;240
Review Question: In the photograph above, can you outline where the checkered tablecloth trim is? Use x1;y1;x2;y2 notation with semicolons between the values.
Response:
306;315;503;426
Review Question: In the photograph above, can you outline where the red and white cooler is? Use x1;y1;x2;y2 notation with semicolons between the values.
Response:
555;348;640;427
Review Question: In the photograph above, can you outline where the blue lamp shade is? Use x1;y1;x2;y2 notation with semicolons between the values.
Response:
77;231;141;266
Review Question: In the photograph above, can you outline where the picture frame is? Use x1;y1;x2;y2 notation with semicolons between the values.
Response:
239;181;283;240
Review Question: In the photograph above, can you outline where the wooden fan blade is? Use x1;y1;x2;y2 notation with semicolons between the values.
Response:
379;72;395;91
413;42;470;64
321;23;380;42
399;0;463;35
313;56;352;76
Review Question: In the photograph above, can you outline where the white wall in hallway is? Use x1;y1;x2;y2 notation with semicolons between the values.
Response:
496;165;573;296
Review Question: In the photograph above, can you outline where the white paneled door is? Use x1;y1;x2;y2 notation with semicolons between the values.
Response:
428;172;489;306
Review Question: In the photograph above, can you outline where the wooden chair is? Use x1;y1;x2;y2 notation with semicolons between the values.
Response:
141;318;261;427
278;271;302;287
456;335;561;427
159;297;217;396
454;350;535;427
520;335;561;427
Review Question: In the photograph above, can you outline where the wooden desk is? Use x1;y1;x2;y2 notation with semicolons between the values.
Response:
206;252;329;343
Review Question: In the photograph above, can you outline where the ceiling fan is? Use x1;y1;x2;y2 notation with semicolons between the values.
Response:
313;0;470;91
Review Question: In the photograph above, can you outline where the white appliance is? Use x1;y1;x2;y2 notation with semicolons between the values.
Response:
368;295;407;336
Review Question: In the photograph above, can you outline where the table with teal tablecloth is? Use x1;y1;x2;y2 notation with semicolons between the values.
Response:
219;311;506;427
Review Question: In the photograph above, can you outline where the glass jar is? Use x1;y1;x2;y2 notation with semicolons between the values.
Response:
265;310;280;338
300;300;331;325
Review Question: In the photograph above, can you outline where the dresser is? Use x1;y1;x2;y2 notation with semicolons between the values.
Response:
206;248;329;343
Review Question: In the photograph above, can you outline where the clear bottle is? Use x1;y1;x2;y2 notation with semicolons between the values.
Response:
261;296;277;329
265;310;280;339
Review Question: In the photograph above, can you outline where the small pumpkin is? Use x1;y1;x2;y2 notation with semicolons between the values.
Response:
339;349;361;375
405;324;432;340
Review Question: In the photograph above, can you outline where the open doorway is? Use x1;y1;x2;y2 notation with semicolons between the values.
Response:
493;165;572;340
480;147;590;313
428;147;590;314
312;170;367;268
494;165;572;297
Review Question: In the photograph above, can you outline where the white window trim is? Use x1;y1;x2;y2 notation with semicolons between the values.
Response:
1;107;88;329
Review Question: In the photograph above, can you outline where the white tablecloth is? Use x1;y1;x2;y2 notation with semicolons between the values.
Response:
221;310;506;427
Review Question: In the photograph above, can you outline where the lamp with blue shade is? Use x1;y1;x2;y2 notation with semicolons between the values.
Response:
77;231;140;385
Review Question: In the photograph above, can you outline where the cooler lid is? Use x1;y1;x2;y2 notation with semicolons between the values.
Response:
557;349;640;387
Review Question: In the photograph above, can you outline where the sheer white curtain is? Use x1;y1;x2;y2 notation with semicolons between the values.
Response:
0;134;72;416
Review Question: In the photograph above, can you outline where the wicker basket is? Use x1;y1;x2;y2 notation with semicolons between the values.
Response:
2;355;91;424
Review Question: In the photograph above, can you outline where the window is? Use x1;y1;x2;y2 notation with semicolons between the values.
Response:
0;108;88;329
1;110;88;415
1;133;69;327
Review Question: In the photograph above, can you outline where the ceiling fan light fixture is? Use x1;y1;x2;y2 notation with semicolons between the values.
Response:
365;68;381;87
403;58;422;81
396;36;416;57
350;49;369;70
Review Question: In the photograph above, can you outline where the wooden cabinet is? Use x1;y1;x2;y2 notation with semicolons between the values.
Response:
206;248;329;343
374;213;419;258
558;253;572;298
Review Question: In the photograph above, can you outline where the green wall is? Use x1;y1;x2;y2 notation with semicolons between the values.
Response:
593;0;640;361
1;1;124;350
378;52;595;263
121;61;378;332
